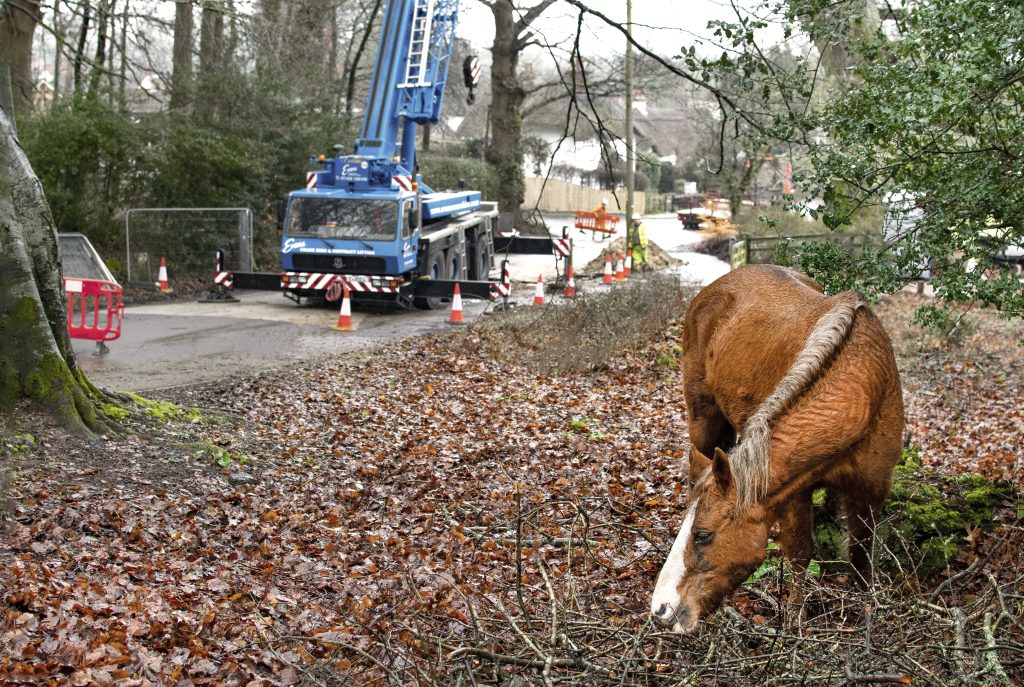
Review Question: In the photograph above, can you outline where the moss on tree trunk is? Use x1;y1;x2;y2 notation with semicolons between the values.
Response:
0;96;117;435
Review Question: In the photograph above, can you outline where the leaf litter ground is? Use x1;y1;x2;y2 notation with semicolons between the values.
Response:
1;289;1022;685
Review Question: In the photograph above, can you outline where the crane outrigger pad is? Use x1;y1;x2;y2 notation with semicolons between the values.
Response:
412;279;493;300
492;234;554;255
231;272;285;290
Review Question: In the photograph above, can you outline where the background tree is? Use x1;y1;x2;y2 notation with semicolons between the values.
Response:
170;0;194;110
481;0;556;228
0;0;42;115
698;0;1024;324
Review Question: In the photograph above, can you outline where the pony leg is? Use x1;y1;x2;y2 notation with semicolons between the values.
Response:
843;487;889;584
775;491;814;627
776;491;815;573
843;388;902;584
684;381;736;457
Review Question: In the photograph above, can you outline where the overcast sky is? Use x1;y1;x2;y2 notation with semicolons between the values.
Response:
454;0;748;56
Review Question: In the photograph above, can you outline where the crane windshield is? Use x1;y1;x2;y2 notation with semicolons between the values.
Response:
286;198;398;242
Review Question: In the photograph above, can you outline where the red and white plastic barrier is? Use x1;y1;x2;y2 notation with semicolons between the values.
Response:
65;278;123;346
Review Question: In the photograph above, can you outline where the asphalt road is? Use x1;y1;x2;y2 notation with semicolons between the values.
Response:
74;214;728;393
72;292;496;392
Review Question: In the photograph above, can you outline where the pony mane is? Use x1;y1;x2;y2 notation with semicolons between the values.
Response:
731;291;862;513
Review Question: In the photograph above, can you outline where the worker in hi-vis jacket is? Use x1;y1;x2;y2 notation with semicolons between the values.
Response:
629;212;649;270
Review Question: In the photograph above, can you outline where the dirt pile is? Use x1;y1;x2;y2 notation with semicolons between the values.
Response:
579;237;682;274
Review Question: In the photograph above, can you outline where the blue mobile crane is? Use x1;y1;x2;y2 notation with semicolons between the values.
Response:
221;0;552;309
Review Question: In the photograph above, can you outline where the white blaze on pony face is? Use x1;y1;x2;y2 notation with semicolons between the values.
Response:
650;498;699;633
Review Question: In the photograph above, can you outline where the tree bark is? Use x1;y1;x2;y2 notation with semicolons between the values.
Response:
0;95;114;434
73;1;92;97
0;0;42;115
51;1;62;99
199;0;225;78
171;0;194;110
485;0;555;228
118;0;128;107
88;0;110;98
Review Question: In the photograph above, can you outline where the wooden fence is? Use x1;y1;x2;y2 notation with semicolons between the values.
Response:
523;177;645;214
730;232;875;269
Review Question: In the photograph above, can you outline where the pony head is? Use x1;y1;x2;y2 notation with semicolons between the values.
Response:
649;445;769;633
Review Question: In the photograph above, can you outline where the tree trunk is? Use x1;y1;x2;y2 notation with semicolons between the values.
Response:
421;123;430;153
486;2;526;227
345;0;383;120
0;97;115;434
53;0;65;100
199;0;225;77
87;0;109;98
197;0;225;118
73;1;92;97
328;2;339;113
0;0;42;116
485;0;555;228
171;0;194;110
118;0;128;107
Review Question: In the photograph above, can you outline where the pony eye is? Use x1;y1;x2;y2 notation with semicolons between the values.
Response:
694;530;714;546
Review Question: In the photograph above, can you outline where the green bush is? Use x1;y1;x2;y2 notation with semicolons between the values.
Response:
418;155;500;203
20;89;358;274
20;99;141;256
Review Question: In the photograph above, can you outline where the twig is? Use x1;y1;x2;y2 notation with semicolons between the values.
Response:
981;611;1013;686
838;664;912;685
928;540;1001;603
514;486;534;633
538;560;558;684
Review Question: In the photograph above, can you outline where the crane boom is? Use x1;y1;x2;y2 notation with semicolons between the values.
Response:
257;0;558;311
299;0;476;218
357;0;459;174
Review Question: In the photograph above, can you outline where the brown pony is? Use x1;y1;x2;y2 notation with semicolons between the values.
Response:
650;265;904;633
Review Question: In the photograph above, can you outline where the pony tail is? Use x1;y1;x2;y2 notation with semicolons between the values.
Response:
733;292;862;513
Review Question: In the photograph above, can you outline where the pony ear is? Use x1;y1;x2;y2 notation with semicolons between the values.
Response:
688;445;712;483
712;447;732;490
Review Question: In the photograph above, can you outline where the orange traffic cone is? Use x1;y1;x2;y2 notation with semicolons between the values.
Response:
602;252;614;284
156;257;172;293
624;247;633;277
615;252;625;282
448;283;466;325
533;274;545;305
564;264;577;298
332;286;353;330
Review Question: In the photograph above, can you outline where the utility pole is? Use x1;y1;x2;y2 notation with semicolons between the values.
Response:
624;0;635;228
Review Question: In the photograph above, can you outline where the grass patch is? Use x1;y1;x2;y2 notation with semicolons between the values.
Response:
124;393;203;422
468;273;695;374
191;440;251;468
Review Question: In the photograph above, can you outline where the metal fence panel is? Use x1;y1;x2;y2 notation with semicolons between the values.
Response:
124;208;253;286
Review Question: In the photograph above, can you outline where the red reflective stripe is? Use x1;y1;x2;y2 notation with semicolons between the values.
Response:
282;272;403;294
